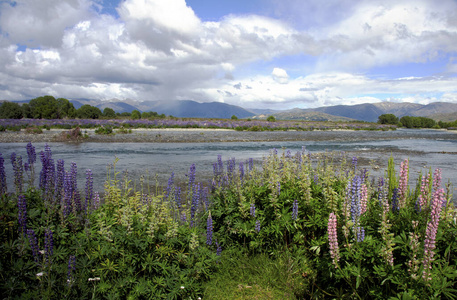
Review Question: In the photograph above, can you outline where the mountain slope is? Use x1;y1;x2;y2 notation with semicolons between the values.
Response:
282;102;457;122
137;100;255;118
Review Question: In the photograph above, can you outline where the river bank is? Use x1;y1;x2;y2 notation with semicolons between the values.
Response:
1;127;456;144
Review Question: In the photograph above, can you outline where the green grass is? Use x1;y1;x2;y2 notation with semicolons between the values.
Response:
203;249;313;299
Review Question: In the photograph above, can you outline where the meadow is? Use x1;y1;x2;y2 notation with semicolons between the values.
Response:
0;142;456;299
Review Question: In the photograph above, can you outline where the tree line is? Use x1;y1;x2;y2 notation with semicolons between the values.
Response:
0;96;165;120
377;113;457;129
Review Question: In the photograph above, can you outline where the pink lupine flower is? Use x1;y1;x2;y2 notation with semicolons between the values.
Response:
327;212;340;268
422;188;444;281
398;159;409;208
433;168;442;192
418;173;431;210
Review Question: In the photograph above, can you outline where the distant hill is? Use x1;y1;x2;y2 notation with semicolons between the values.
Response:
270;102;457;122
136;100;255;119
254;108;355;122
96;101;140;113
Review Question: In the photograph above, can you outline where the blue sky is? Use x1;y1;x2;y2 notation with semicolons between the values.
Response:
0;0;456;109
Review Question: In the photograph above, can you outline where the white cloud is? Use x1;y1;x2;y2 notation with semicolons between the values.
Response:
271;68;289;84
0;0;456;109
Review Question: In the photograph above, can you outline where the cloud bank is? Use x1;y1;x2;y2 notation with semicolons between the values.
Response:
0;0;456;109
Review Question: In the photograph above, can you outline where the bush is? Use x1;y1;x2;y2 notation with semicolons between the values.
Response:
95;126;113;135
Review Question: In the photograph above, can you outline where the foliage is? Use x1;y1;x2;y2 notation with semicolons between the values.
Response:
28;95;76;119
1;143;456;299
400;116;436;128
231;115;238;120
94;126;113;135
76;105;102;119
131;110;141;120
102;107;116;118
378;114;399;125
266;115;276;122
0;101;23;119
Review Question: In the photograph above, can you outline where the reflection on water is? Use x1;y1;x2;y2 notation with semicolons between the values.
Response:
1;129;456;200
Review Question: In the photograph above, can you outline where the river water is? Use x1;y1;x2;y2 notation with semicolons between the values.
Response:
1;129;456;200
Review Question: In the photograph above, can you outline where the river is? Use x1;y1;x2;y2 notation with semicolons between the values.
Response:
1;128;456;200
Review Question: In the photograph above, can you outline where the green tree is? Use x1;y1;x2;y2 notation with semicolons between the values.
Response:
21;103;32;118
378;113;399;125
103;107;116;118
141;111;150;119
131;110;141;120
77;104;102;119
231;115;238;120
29;95;59;119
266;115;276;122
0;101;23;119
56;98;76;118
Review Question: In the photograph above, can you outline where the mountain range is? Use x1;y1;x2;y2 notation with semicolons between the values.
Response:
5;98;457;122
83;99;457;122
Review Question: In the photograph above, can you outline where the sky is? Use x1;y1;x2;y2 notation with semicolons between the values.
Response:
0;0;456;110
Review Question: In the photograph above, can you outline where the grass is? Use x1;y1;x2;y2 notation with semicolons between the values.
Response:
203;250;311;299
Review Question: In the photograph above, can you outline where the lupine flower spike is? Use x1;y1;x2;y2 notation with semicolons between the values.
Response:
327;212;340;267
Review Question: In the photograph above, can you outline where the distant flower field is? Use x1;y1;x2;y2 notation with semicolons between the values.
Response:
0;118;396;132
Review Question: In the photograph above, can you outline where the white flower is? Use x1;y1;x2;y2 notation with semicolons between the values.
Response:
180;286;185;289
36;272;44;277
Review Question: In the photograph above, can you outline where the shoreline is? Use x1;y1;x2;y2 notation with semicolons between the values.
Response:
0;127;456;144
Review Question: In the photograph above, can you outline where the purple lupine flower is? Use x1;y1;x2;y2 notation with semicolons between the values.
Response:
0;153;7;195
239;162;244;182
175;186;182;209
63;171;73;218
206;211;213;245
27;229;39;263
255;220;261;233
327;212;339;267
73;190;82;214
85;169;93;214
44;228;53;267
352;156;357;170
286;150;292;159
250;203;256;218
355;226;365;242
216;240;222;256
17;194;27;236
55;159;65;198
277;181;281;195
313;175;319;185
165;172;174;200
39;144;53;190
227;157;236;180
292;199;298;221
11;153;24;194
67;255;76;285
188;164;196;189
217;155;224;175
26;142;36;166
360;184;367;215
247;158;254;172
391;188;399;213
422;188;444;281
